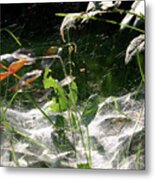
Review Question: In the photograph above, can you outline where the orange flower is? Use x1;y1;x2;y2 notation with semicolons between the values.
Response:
0;71;10;81
0;59;28;81
8;59;28;74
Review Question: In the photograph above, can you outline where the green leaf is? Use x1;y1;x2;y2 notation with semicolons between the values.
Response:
43;67;52;89
77;163;91;169
54;115;65;129
43;67;68;112
81;94;99;127
50;98;59;112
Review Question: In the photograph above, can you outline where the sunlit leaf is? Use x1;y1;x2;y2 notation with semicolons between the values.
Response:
47;98;60;112
43;67;52;89
77;163;91;169
43;67;68;112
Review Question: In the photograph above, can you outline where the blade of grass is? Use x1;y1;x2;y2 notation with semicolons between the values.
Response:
113;97;120;112
10;138;20;166
56;13;144;34
86;127;92;166
2;28;22;46
137;53;145;82
25;93;55;126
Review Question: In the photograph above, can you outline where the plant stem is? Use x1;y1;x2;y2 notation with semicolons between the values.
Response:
86;127;92;166
137;53;145;82
76;116;89;164
2;28;22;46
10;138;20;166
25;93;55;126
67;29;72;76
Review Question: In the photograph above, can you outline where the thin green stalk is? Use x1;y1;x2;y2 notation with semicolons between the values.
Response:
25;93;55;126
3;90;19;115
3;76;10;105
58;56;68;78
2;28;22;46
67;29;72;75
10;138;20;166
12;125;53;150
76;117;89;164
66;84;89;164
137;53;145;82
66;83;90;165
8;124;58;162
134;80;144;100
113;96;120;112
86;16;144;33
0;82;18;136
86;127;92;166
67;109;76;144
55;34;79;160
1;90;19;166
56;13;144;34
65;35;90;165
1;90;19;130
